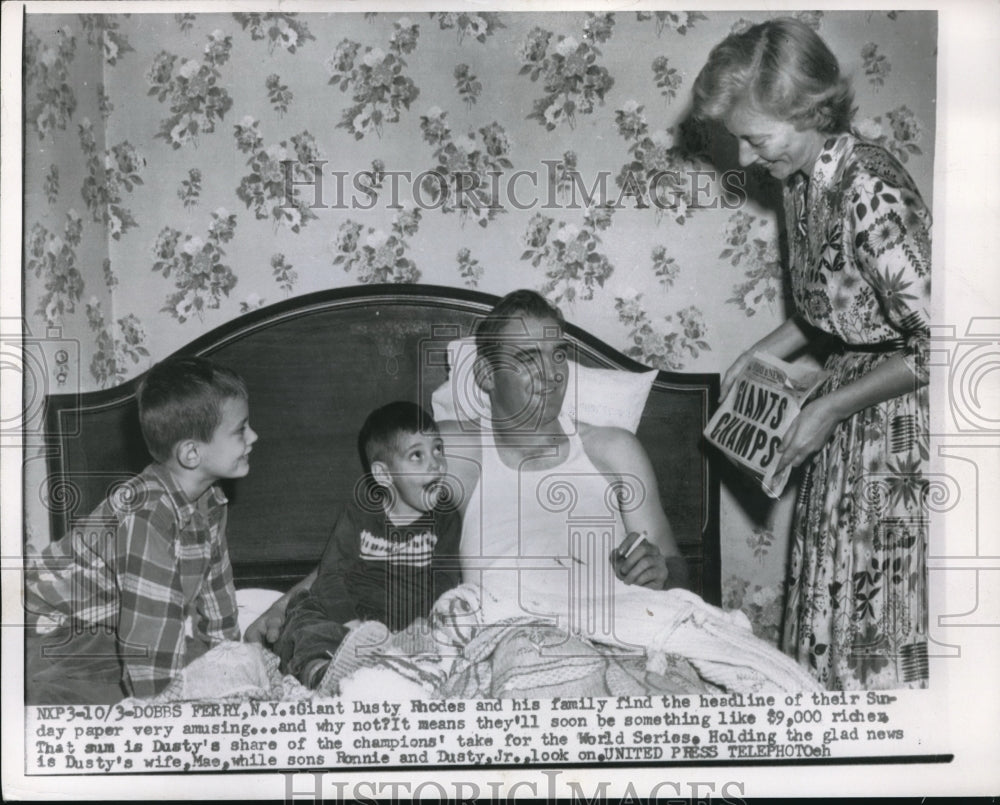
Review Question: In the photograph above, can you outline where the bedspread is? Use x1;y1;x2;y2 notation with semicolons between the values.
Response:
124;582;819;705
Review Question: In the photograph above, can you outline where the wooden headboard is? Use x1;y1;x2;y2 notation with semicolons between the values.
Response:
41;285;721;604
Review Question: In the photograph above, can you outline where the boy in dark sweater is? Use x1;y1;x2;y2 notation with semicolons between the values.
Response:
275;401;461;688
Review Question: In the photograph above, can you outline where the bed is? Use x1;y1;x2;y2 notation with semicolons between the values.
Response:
39;285;819;698
43;284;720;600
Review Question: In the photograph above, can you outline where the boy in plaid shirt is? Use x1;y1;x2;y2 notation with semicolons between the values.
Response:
25;356;256;703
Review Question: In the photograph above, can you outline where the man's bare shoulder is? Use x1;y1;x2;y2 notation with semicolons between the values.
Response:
578;421;640;450
578;422;647;471
439;418;480;440
437;418;472;434
438;419;484;460
438;419;482;512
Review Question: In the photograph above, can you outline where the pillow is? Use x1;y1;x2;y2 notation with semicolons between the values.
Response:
431;337;656;433
236;587;284;636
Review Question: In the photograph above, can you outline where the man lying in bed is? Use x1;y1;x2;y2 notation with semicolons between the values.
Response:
441;291;818;692
245;289;689;645
444;289;691;614
243;290;820;691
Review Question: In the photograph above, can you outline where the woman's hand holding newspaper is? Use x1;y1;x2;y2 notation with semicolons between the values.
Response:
774;396;843;474
706;352;830;498
721;318;816;401
720;350;754;401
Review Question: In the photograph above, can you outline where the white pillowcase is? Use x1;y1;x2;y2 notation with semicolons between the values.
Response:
430;338;657;434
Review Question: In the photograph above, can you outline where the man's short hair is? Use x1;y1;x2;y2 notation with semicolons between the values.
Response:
357;401;438;474
474;289;565;369
138;356;248;463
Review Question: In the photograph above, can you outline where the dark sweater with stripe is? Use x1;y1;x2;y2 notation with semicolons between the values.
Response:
309;499;462;630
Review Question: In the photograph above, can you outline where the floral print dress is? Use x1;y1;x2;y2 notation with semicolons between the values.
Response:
781;133;931;690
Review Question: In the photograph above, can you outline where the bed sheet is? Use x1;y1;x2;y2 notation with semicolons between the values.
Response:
131;582;818;706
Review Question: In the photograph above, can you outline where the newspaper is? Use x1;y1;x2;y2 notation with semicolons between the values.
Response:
704;352;828;498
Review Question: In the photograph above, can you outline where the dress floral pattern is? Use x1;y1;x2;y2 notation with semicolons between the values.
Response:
782;133;930;690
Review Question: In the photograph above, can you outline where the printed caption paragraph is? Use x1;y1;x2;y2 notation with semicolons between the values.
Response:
26;691;939;774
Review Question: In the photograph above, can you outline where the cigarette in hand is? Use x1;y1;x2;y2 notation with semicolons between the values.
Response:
620;531;647;559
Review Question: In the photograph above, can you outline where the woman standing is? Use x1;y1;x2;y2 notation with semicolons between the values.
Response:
693;19;930;689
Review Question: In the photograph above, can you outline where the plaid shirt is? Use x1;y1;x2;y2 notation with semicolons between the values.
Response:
26;463;239;698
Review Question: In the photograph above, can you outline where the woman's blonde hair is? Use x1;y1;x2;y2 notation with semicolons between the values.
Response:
691;18;853;134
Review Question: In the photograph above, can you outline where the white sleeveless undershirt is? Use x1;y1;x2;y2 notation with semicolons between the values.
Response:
459;415;634;636
454;419;826;691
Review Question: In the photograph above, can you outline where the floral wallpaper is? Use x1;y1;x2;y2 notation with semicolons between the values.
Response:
21;9;937;642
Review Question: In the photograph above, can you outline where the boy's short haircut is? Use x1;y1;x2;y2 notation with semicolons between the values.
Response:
474;289;565;369
138;356;248;463
357;401;437;474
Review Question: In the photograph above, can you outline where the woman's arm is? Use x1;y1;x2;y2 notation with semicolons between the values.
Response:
721;315;815;399
775;353;925;474
776;155;931;474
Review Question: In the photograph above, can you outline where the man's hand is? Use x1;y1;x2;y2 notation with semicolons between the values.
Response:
611;531;670;590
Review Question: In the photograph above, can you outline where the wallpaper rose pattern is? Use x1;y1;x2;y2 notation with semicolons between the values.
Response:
22;10;937;641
